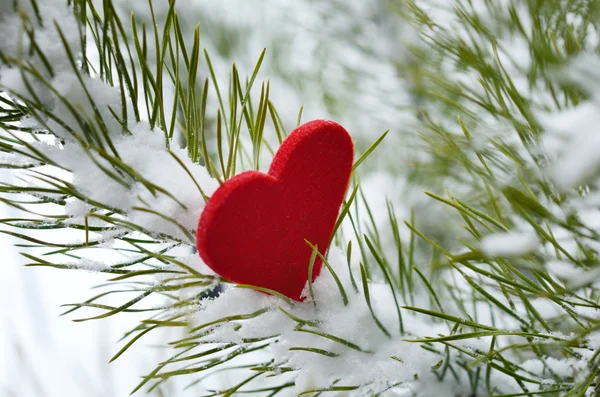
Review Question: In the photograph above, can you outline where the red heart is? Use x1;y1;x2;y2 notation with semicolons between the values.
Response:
196;120;354;300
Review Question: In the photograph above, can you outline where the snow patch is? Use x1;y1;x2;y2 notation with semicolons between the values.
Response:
480;231;539;257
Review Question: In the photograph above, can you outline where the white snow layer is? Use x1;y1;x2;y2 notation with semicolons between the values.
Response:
480;231;539;257
191;248;517;396
540;54;600;190
0;0;218;241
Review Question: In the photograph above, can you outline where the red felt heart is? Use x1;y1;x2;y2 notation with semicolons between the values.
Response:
196;119;354;300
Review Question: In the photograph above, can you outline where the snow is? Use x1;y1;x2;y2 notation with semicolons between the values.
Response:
541;101;600;190
563;265;600;291
0;186;208;397
0;0;80;107
0;2;219;395
546;260;588;283
539;55;600;190
189;248;521;396
118;0;415;153
47;124;218;239
480;231;539;257
47;72;127;141
68;258;111;271
522;356;587;380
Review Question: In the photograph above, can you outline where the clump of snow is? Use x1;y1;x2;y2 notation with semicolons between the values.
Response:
0;0;80;108
546;260;588;283
68;258;111;272
564;266;600;291
0;1;79;65
15;119;218;242
480;231;539;257
191;248;521;396
541;101;600;190
522;356;587;380
46;72;128;141
177;254;218;276
47;123;218;239
0;151;37;167
0;0;219;242
540;54;600;190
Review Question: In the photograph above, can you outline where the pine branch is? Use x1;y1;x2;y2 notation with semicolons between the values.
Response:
2;0;600;396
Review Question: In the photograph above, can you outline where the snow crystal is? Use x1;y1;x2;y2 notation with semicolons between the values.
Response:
480;231;539;257
68;258;110;272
